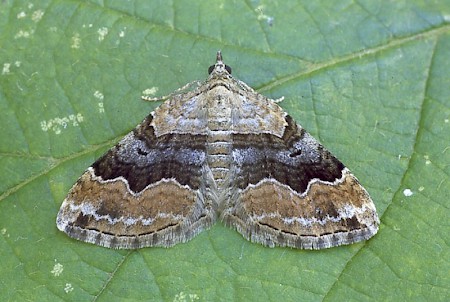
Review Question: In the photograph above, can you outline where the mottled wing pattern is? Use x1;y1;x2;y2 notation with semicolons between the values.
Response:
222;115;379;249
56;115;216;249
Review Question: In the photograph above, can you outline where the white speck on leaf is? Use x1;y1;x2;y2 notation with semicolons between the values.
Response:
31;9;44;22
51;263;64;277
94;90;104;100
98;27;109;41
255;5;274;26
14;30;33;39
119;27;126;37
173;292;199;302
64;283;73;293
40;113;84;134
403;189;413;197
2;63;11;75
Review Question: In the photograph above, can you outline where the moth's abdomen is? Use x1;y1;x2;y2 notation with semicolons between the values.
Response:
205;87;234;189
206;131;232;189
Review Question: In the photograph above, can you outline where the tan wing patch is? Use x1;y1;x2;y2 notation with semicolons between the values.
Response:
57;168;215;248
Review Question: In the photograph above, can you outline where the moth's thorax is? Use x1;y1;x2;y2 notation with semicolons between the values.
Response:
205;85;234;127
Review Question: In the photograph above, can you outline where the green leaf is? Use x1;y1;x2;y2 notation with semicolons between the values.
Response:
1;1;449;301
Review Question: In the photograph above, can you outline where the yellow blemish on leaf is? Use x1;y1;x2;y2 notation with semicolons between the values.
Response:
142;87;159;96
71;33;81;49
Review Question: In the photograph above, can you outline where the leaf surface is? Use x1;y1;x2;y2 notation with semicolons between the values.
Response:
0;1;449;301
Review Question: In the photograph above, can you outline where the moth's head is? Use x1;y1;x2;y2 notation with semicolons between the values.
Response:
208;51;232;77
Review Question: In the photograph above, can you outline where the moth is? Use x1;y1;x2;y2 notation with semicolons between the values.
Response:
57;52;379;249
